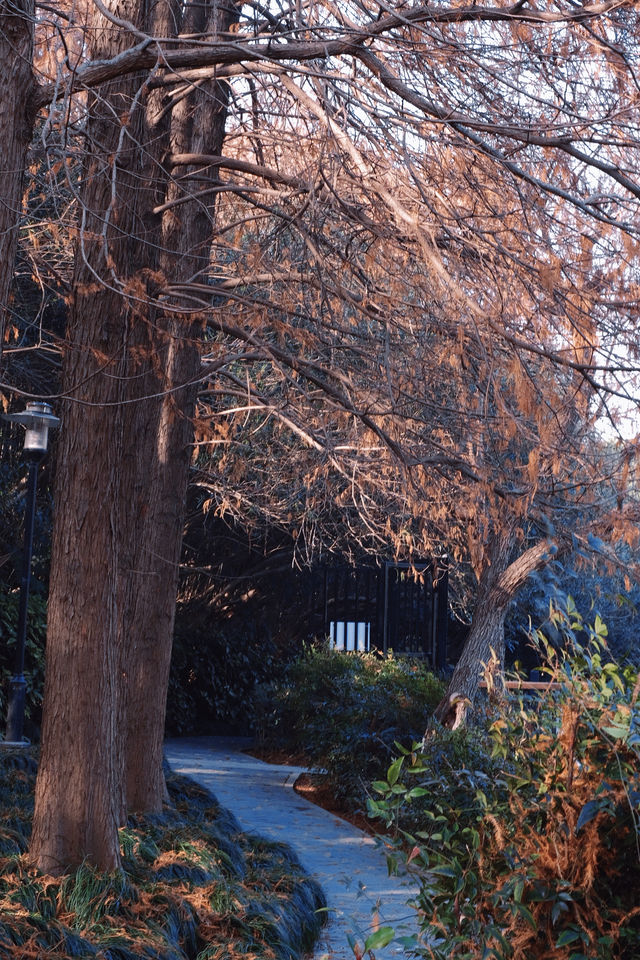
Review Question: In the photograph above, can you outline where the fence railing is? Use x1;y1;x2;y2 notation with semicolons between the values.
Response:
308;558;449;669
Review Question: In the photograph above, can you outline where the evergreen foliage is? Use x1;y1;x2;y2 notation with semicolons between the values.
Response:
255;646;445;808
167;605;282;737
0;589;47;733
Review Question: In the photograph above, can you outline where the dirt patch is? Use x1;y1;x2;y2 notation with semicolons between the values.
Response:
246;746;381;837
246;745;308;766
293;772;380;836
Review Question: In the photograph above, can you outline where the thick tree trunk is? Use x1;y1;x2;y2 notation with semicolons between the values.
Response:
0;0;35;355
121;342;200;812
30;0;241;860
30;0;239;846
30;0;165;873
29;337;129;873
434;535;554;727
123;0;241;812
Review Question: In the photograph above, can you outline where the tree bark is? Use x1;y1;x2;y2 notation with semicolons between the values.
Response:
123;0;241;812
30;0;240;854
121;336;200;812
434;535;554;727
28;331;129;873
30;0;166;873
0;0;35;356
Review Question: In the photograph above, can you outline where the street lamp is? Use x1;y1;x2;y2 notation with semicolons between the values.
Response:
2;402;59;745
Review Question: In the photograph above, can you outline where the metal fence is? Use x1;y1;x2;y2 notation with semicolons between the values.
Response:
307;558;448;669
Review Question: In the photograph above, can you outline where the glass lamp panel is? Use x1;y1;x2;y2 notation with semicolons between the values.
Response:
23;422;50;453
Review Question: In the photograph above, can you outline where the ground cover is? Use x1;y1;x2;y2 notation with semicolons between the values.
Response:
0;750;325;959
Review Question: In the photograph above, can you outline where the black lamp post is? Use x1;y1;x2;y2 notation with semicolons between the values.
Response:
2;402;59;745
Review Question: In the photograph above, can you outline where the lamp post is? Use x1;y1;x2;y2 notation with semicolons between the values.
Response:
2;402;59;745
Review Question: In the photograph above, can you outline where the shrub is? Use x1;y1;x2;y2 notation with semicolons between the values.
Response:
255;645;445;809
166;603;282;736
369;604;640;959
0;450;52;739
367;724;502;839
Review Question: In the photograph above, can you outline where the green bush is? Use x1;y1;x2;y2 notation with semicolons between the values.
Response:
367;724;502;839
0;453;51;739
369;604;640;960
255;645;445;808
167;602;283;736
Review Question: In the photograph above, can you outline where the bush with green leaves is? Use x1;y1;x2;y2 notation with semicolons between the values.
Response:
369;603;640;960
255;645;445;808
167;601;283;736
367;723;501;840
506;557;640;668
0;448;52;738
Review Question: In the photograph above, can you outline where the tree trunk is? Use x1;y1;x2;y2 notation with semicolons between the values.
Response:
123;0;241;812
434;535;554;727
29;348;128;873
0;0;35;356
30;0;240;849
121;339;200;812
30;0;165;873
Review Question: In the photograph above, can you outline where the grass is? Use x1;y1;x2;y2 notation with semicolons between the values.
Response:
0;749;326;959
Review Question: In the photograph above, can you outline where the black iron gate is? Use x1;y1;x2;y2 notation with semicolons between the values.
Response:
309;559;448;669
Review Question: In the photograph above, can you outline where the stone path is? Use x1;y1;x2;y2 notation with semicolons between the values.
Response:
164;737;420;960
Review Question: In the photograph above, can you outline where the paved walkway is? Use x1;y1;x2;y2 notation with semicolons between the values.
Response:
164;737;420;960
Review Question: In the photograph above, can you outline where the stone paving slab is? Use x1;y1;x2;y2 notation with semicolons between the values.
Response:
164;737;420;960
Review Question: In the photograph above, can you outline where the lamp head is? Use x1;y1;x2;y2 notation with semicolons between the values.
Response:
3;401;60;456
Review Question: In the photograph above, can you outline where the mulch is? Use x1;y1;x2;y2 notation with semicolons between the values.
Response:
245;746;379;837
